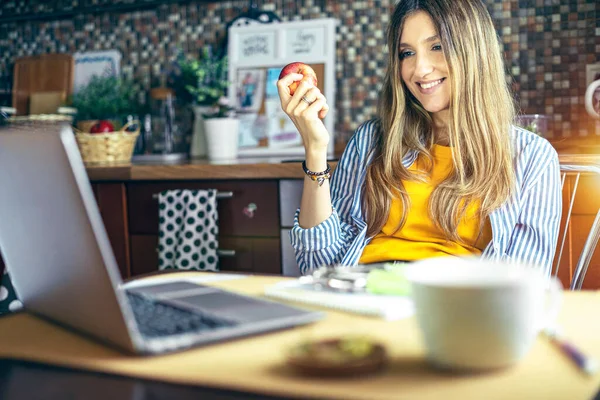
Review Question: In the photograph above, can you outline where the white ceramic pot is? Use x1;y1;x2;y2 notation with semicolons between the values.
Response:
190;105;213;158
203;118;240;161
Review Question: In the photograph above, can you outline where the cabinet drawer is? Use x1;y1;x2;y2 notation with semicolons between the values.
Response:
280;228;301;277
92;183;130;278
127;181;279;236
279;179;303;228
130;235;281;276
219;237;281;275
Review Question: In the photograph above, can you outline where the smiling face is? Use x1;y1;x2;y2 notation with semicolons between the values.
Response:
399;11;451;125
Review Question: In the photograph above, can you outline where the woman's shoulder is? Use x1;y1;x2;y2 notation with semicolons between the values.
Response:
510;125;559;185
351;119;380;146
510;125;558;159
341;119;380;158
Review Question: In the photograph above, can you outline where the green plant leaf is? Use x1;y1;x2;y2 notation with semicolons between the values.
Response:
72;75;141;121
170;46;230;107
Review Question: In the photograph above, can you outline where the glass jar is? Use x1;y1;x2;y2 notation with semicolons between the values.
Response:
147;87;192;155
516;114;549;137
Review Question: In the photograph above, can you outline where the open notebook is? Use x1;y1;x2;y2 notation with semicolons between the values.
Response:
264;280;414;321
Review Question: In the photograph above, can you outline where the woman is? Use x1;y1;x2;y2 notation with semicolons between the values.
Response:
277;0;561;275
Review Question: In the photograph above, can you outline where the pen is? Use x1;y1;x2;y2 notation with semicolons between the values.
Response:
544;326;599;375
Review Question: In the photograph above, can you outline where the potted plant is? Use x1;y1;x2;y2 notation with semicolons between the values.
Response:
202;97;240;161
71;75;141;132
170;46;230;158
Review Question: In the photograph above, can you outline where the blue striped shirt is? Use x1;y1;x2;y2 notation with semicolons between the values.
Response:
290;120;562;276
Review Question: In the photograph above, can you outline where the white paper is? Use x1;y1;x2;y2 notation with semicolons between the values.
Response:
265;280;414;321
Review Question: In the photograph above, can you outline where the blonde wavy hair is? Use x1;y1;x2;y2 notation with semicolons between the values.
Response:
363;0;516;241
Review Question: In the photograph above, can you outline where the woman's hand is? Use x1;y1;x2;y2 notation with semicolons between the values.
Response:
277;73;330;154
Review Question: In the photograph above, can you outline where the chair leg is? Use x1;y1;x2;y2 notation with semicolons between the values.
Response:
571;208;600;290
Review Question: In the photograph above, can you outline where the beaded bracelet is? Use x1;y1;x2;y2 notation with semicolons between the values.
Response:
302;161;331;186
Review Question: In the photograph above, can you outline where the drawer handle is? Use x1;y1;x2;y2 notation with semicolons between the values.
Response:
217;249;236;257
243;202;257;218
152;191;234;200
155;248;236;257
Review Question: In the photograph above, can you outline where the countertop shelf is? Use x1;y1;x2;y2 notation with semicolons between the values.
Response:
86;157;311;181
85;153;600;182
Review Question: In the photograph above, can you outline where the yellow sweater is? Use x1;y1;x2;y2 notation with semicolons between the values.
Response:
359;145;492;264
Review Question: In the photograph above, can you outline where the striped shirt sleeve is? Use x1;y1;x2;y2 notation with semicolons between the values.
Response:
504;138;562;276
289;121;373;274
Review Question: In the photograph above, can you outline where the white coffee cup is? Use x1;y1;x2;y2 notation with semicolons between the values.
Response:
406;257;562;371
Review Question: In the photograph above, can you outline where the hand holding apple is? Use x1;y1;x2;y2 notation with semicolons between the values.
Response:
277;62;327;119
277;62;330;155
278;62;318;96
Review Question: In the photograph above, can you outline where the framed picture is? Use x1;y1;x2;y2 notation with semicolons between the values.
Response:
235;68;265;112
228;18;337;157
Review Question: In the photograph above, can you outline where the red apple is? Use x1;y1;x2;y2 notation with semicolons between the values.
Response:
90;120;115;134
278;62;318;96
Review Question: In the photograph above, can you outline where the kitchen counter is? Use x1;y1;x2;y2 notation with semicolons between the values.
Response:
86;157;312;181
86;154;599;181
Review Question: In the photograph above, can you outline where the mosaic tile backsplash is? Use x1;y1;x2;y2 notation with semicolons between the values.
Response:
0;0;598;143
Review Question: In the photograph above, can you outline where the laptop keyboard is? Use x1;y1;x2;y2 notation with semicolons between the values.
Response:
126;292;239;338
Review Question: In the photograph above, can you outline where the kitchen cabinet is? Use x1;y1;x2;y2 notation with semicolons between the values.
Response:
130;235;281;276
127;180;281;277
279;179;304;276
127;181;279;237
91;183;131;279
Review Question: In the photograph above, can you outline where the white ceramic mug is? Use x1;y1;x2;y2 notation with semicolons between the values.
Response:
406;257;562;371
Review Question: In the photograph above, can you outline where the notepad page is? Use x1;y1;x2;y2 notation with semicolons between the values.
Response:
264;280;414;321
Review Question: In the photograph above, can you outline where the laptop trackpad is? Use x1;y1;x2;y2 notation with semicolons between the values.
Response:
171;292;308;322
129;281;307;322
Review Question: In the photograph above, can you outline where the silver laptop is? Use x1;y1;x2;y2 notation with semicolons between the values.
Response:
0;125;322;355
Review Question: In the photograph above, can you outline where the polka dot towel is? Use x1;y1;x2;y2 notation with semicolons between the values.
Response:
158;189;220;271
0;269;22;316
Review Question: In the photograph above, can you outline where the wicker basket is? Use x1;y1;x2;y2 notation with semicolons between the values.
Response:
8;114;74;124
74;120;140;165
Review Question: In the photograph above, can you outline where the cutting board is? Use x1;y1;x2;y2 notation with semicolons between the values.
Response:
29;91;67;115
12;54;73;115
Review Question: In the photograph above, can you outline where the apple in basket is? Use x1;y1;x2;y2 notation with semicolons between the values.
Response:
89;120;115;134
279;62;318;96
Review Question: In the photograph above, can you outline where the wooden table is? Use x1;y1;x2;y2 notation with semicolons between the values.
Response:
0;273;599;400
